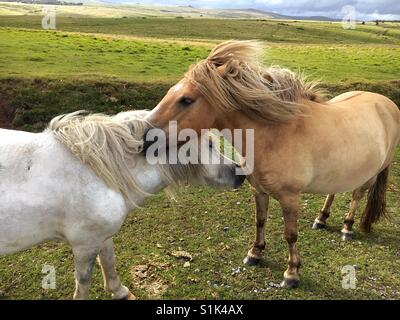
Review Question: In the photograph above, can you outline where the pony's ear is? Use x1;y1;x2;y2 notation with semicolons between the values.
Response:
263;73;274;84
216;64;227;77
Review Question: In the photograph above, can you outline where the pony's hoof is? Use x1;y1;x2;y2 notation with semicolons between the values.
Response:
280;278;300;289
123;292;137;300
312;221;326;230
243;256;260;266
341;232;352;241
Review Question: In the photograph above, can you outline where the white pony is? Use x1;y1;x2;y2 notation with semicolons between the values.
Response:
0;110;244;300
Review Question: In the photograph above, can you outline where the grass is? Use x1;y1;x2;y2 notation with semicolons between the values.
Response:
1;16;400;45
0;79;170;132
0;14;400;300
0;77;400;300
0;28;210;83
1;156;399;299
0;28;399;83
1;79;399;133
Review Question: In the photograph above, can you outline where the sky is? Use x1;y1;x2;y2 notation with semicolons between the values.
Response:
107;0;400;20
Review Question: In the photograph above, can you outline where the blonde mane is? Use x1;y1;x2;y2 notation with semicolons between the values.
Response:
48;111;204;207
185;40;326;123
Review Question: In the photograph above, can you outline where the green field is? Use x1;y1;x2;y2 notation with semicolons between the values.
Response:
2;15;400;44
1;27;400;84
0;9;400;300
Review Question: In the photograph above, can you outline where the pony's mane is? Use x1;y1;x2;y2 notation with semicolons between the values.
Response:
48;110;204;206
185;40;326;123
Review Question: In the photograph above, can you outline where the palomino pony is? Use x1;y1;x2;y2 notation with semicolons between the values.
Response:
143;41;400;288
0;110;244;299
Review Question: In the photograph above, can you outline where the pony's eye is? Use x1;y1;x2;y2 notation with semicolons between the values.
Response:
209;140;213;149
178;97;195;107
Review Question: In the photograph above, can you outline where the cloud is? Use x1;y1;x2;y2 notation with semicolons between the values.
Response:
112;0;400;19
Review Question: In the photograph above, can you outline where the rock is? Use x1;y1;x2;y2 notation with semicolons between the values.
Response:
268;282;281;288
169;250;193;261
231;267;242;275
188;277;199;283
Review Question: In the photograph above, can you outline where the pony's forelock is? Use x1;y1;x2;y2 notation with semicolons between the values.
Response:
185;40;326;123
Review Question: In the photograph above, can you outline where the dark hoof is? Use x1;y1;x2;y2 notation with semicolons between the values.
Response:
312;221;326;230
341;232;352;241
243;256;260;266
280;278;300;289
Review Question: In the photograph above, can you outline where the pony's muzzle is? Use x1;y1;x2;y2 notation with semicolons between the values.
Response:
233;164;246;188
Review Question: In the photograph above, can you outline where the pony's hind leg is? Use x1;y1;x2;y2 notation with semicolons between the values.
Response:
72;245;100;300
312;194;335;229
243;190;269;266
341;179;375;241
98;238;136;300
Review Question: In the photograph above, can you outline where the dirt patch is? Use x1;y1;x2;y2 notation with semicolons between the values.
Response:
0;99;14;129
130;264;169;299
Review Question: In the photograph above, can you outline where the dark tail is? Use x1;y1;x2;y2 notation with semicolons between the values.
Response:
360;167;390;233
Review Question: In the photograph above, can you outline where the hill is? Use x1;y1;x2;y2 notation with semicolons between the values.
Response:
0;1;329;20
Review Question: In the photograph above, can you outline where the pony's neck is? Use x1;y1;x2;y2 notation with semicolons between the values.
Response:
126;158;169;208
213;110;274;157
214;110;250;131
214;109;301;137
135;162;169;194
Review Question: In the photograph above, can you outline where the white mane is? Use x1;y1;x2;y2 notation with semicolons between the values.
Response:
48;110;204;207
48;110;150;206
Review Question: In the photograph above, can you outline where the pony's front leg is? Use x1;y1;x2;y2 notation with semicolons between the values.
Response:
279;194;301;289
98;238;136;300
72;245;100;300
312;194;335;229
243;191;269;266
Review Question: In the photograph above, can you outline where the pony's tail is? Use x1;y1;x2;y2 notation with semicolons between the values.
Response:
360;167;390;233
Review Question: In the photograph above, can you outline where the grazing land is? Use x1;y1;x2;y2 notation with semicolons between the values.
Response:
1;15;400;44
1;27;400;83
0;5;400;300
